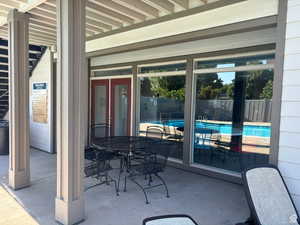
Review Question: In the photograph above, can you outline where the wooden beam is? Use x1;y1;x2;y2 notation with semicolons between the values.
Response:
30;8;56;20
30;23;56;34
43;0;55;7
29;28;56;39
169;0;189;9
86;24;104;33
37;4;56;14
0;12;7;17
94;0;146;22
30;14;56;26
142;0;174;13
86;10;122;27
29;31;56;42
29;19;56;30
0;5;11;12
86;1;134;24
86;18;112;31
28;37;55;46
85;28;95;36
12;0;28;3
116;0;159;18
0;0;19;8
19;0;49;12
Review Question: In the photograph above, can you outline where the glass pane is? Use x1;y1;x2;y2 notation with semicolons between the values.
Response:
195;54;275;70
139;75;185;160
114;85;128;136
95;85;107;124
94;85;107;138
94;68;132;77
193;69;273;172
139;62;186;74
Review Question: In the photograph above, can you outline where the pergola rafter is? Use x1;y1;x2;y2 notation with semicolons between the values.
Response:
0;0;215;46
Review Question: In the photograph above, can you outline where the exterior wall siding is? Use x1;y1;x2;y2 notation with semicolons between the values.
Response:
278;0;300;212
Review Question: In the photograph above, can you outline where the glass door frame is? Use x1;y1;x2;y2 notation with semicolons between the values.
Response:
190;54;275;174
89;48;278;183
90;76;133;137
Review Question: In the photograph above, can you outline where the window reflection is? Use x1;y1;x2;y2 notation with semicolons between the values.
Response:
139;75;186;160
193;69;273;172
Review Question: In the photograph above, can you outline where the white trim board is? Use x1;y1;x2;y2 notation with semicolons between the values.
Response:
91;27;276;67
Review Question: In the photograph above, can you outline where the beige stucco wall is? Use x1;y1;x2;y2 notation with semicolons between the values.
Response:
29;49;54;153
86;0;278;53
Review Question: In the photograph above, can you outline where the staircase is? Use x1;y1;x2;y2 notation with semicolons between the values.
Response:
0;38;47;119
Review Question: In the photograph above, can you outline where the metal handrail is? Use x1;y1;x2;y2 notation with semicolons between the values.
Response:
0;90;8;99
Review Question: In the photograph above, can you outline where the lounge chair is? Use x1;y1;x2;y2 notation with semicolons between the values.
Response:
237;165;300;225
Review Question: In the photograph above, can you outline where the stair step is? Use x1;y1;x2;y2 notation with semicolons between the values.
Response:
0;79;8;83
0;65;8;70
0;49;8;55
0;71;8;76
0;57;8;63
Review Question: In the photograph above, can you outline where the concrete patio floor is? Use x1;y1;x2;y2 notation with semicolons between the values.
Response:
0;149;250;225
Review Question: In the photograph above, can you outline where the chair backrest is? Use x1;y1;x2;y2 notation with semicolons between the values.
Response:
242;165;300;225
84;146;97;161
145;141;174;170
146;126;164;139
90;123;110;144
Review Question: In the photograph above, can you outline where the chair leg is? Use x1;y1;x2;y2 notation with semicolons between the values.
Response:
129;177;150;204
124;175;127;192
112;179;119;196
155;174;170;198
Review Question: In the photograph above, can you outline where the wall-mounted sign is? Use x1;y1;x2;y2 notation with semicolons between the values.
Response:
32;82;48;123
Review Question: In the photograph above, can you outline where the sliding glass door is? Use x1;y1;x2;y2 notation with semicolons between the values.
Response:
192;54;275;172
138;61;186;160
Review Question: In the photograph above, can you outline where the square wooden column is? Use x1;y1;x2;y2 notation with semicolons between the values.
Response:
7;9;30;190
55;0;86;224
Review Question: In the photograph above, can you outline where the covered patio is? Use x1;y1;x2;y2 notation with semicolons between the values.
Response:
0;0;283;224
0;149;249;225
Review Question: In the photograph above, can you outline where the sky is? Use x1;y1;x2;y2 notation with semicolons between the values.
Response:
217;63;235;84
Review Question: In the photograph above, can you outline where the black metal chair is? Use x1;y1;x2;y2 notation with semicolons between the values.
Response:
132;126;164;162
123;141;172;204
84;146;119;195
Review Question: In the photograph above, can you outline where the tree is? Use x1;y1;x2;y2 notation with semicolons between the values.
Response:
245;70;273;99
260;80;273;99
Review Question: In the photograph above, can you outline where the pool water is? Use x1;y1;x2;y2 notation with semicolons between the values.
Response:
152;120;271;138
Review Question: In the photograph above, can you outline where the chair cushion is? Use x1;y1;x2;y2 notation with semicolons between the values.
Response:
245;167;299;225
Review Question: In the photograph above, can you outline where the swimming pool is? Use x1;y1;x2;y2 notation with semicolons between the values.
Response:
152;120;271;138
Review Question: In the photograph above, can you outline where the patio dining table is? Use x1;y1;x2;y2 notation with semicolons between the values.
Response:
92;136;177;169
92;136;166;155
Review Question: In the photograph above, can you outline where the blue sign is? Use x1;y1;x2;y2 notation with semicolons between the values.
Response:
33;83;47;90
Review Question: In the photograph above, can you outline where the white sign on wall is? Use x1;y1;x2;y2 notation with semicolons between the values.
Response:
32;82;48;124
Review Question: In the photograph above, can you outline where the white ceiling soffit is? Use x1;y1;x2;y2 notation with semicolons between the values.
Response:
0;0;245;46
